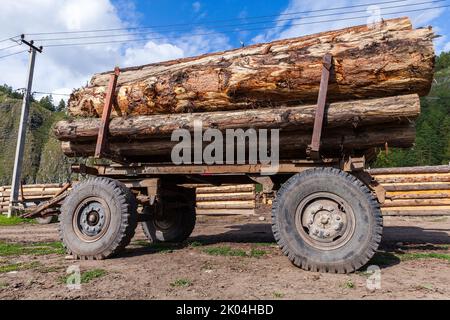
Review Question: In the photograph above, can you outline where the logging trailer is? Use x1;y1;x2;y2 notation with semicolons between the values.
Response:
25;56;390;273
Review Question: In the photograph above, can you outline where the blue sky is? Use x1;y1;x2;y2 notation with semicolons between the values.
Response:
0;0;449;97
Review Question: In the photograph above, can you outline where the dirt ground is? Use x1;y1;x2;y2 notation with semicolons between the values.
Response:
0;207;449;300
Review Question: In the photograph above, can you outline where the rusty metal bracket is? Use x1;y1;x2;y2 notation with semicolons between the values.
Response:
307;53;333;160
95;67;120;159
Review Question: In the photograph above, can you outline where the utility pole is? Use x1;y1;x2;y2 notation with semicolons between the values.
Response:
8;36;43;217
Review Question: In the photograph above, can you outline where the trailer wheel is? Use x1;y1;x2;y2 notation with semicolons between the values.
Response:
141;187;196;243
59;177;137;260
272;168;382;273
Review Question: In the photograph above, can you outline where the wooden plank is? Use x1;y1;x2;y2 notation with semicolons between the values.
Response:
374;173;450;184
369;165;450;175
196;192;255;201
196;200;256;209
196;209;256;216
196;185;255;194
382;199;450;207
382;183;450;191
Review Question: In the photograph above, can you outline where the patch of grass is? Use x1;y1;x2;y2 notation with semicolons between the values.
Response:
249;248;267;258
188;241;203;248
170;278;192;288
273;292;285;299
344;279;355;289
0;241;65;256
0;215;35;226
81;269;107;283
202;246;267;258
252;242;276;247
59;268;107;285
0;261;41;273
0;281;8;288
397;252;450;262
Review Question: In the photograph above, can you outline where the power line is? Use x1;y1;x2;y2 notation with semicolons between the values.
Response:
24;0;411;36
43;4;450;48
33;91;71;96
0;50;28;60
32;0;445;43
0;43;21;52
0;35;21;43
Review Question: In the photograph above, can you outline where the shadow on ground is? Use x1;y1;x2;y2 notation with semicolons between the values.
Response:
122;222;449;269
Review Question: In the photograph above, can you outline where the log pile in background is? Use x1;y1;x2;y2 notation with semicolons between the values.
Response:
54;17;434;161
0;184;68;214
196;185;256;216
369;165;450;216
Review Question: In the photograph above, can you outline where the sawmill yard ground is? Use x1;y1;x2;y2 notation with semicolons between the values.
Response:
0;208;449;300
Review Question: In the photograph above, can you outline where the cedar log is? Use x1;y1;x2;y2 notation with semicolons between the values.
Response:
67;18;434;117
60;124;416;161
56;94;420;142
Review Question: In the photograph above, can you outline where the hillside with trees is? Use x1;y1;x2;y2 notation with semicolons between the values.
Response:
374;51;450;167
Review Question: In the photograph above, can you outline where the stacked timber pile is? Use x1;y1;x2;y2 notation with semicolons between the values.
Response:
0;183;68;214
369;165;450;216
196;185;256;215
53;17;435;162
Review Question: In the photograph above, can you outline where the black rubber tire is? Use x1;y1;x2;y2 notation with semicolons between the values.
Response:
59;177;137;260
272;167;383;273
141;187;196;243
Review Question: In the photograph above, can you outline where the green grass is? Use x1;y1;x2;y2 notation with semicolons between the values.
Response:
397;252;450;262
202;246;267;258
273;292;285;298
188;241;203;248
0;241;65;256
0;215;35;226
80;269;107;283
344;279;355;289
170;278;192;288
0;261;41;273
60;268;107;285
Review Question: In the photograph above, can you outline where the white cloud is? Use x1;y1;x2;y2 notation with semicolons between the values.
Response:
192;1;201;13
0;0;231;100
444;42;450;52
252;0;447;44
124;41;184;66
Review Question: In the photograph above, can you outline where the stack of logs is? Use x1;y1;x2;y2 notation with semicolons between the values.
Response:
369;165;450;216
0;184;68;214
196;184;257;216
53;17;435;162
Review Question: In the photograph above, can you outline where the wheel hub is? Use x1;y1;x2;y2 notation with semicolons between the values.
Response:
302;200;346;243
74;199;109;241
295;192;355;250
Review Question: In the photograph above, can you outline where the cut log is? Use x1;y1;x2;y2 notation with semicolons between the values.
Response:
196;200;256;209
60;124;416;161
369;165;450;175
373;173;450;184
55;94;420;142
196;192;256;201
67;18;434;117
196;185;255;193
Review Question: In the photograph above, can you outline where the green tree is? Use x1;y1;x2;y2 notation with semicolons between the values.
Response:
38;95;55;112
56;99;66;112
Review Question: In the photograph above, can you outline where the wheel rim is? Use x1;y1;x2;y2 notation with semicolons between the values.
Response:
295;192;356;250
72;197;111;242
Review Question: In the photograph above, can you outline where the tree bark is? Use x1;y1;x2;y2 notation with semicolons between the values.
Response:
60;124;416;161
67;17;434;117
56;94;420;142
